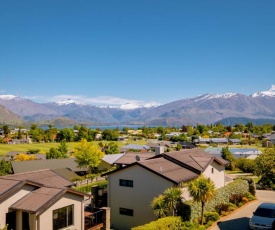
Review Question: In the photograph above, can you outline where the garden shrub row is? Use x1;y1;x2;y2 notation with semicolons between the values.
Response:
132;216;207;230
185;178;250;220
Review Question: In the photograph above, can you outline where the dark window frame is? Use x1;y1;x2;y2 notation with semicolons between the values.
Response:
119;179;133;187
53;205;74;230
119;207;134;216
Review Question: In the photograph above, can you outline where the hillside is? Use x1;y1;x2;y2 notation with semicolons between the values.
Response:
0;104;23;123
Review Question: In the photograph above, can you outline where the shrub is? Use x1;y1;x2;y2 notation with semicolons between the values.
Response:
241;197;249;203
132;216;183;230
204;212;220;223
243;192;256;201
215;203;230;215
229;194;243;205
185;178;249;220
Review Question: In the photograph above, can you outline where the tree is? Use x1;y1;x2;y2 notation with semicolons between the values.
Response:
57;128;74;142
221;146;236;170
0;159;12;176
187;175;216;225
236;158;255;173
102;129;119;141
254;148;275;189
46;148;63;159
163;187;183;216
151;195;168;219
98;141;119;154
74;139;105;175
57;140;68;157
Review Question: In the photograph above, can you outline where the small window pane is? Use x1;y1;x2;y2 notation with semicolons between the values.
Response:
119;179;133;187
120;208;134;216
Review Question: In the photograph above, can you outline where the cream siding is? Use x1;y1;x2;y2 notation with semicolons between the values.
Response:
108;165;174;230
39;192;84;230
203;161;225;188
0;184;35;227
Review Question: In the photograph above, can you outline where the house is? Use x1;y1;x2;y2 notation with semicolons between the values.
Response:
0;169;90;230
120;144;150;153
179;141;197;149
103;149;228;230
6;138;32;145
229;139;241;145
11;158;87;176
98;154;124;171
165;132;181;139
113;152;156;168
146;141;171;152
211;138;228;145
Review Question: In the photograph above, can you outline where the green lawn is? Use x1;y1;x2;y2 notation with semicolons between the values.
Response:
0;140;147;156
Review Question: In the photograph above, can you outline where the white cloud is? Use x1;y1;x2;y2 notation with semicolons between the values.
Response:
23;94;161;107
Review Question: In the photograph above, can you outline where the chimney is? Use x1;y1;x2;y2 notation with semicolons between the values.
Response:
155;146;164;156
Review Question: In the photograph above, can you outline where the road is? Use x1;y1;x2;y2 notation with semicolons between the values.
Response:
210;190;275;230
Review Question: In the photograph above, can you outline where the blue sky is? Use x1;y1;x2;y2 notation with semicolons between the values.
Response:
0;0;274;106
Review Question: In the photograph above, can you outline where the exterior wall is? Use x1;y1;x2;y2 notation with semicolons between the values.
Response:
0;184;35;227
107;165;174;230
203;161;225;189
39;192;84;230
98;161;112;171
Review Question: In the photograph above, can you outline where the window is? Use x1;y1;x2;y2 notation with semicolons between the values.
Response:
211;167;214;173
53;205;73;230
119;179;133;187
120;208;134;216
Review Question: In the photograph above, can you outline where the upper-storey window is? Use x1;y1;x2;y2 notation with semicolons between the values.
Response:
119;179;133;187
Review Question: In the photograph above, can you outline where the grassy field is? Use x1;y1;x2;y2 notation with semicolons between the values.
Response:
0;140;147;156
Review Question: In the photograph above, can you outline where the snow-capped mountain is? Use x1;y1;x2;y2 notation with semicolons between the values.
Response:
251;85;275;97
194;93;238;102
0;86;275;126
54;98;86;106
0;94;21;100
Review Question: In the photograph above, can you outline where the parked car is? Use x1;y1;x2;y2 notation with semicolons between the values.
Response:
249;203;275;230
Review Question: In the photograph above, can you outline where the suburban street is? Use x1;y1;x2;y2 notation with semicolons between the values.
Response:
210;190;275;230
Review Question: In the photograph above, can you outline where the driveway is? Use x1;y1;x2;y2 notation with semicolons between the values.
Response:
210;190;275;230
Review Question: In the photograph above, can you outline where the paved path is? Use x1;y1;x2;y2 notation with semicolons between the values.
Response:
210;190;275;230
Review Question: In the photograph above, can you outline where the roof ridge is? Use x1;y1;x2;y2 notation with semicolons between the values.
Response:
162;154;201;174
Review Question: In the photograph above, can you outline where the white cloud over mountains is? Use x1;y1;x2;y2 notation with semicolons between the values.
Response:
23;94;160;108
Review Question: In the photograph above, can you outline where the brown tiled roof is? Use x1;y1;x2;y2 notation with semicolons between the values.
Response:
2;169;73;188
0;178;41;202
139;158;199;183
104;149;228;184
114;152;155;165
10;187;90;215
10;187;65;214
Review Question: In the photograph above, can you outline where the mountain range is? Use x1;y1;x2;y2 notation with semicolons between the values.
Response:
1;86;275;126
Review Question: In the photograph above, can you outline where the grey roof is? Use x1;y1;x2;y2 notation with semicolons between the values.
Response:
146;142;171;148
102;154;124;165
229;139;241;143
114;152;156;165
11;158;86;174
120;144;150;151
211;138;228;143
2;169;73;188
52;168;80;181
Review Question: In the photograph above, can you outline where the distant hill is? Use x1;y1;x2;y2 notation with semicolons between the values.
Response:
1;86;275;126
215;117;275;126
0;104;23;123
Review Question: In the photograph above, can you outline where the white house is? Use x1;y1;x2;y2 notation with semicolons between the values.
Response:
0;169;90;230
103;149;228;230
